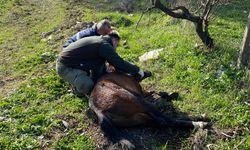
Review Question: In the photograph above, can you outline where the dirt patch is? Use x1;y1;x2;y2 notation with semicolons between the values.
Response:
0;80;5;88
85;118;195;149
190;129;209;150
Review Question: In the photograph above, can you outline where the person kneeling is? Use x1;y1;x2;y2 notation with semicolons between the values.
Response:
56;30;146;97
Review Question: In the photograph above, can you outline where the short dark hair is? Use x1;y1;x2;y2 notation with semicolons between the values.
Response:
96;19;111;30
109;30;120;40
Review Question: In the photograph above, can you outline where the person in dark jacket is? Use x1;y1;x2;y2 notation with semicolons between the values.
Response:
63;19;111;48
57;30;145;96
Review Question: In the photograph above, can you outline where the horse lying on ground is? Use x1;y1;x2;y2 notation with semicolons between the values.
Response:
89;71;210;150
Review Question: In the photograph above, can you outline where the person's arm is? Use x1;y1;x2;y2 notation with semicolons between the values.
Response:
76;28;96;40
63;28;96;48
99;43;140;75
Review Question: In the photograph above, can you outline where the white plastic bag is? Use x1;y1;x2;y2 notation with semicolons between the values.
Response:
139;48;164;62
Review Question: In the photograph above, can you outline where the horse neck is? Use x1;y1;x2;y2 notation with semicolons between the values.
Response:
100;72;143;96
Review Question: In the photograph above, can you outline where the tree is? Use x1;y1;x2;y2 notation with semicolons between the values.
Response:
148;0;228;48
238;13;250;68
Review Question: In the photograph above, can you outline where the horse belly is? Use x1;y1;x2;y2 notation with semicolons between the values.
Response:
91;80;148;126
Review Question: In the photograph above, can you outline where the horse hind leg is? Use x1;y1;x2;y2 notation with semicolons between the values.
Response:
147;114;208;129
144;106;209;129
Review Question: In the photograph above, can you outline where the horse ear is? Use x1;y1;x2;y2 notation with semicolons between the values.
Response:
143;70;152;78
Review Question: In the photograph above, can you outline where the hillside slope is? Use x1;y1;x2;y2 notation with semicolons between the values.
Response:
0;0;249;149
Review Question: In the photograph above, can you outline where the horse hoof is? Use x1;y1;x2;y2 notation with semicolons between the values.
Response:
169;92;179;100
193;121;212;129
158;91;169;99
119;139;135;150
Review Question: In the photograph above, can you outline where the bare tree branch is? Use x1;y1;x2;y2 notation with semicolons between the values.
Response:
151;0;214;48
203;0;212;19
135;6;155;29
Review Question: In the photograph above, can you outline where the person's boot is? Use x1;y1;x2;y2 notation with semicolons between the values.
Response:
71;85;85;98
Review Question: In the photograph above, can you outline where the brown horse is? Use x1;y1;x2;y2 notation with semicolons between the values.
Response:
89;71;209;149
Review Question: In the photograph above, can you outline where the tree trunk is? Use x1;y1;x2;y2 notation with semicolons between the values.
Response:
238;13;250;68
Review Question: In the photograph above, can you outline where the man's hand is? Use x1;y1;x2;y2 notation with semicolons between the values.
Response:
136;69;152;81
105;62;115;73
138;69;145;79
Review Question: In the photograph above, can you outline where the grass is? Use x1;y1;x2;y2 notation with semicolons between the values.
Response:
0;0;249;149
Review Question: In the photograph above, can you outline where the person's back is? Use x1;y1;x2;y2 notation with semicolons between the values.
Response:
60;36;112;76
62;35;104;61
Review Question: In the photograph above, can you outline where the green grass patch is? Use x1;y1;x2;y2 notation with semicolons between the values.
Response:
0;0;249;149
